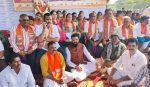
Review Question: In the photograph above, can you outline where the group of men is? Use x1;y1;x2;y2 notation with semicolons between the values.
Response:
0;8;150;87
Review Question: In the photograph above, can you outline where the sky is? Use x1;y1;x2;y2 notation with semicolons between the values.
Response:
108;0;119;4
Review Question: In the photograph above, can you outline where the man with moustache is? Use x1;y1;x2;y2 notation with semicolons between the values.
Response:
0;53;37;87
107;38;147;87
65;33;97;81
40;41;74;87
131;51;150;87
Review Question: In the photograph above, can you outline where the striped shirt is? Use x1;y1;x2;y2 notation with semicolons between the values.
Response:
9;25;37;53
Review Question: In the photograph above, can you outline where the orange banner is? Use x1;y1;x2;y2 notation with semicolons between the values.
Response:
13;0;107;11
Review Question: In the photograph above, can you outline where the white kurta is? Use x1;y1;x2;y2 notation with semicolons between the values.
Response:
66;45;96;81
84;21;103;41
35;24;60;50
114;25;137;40
99;19;118;38
135;23;150;37
109;50;147;87
9;25;37;53
43;71;74;87
0;40;4;59
0;63;38;87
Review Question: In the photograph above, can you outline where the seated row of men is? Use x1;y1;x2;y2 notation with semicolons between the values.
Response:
0;32;150;87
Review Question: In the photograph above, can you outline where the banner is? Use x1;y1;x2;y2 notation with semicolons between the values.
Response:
13;0;34;11
13;0;107;11
47;0;107;9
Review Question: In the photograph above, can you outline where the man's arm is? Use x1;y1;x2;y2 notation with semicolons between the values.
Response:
65;47;76;68
9;27;20;53
0;74;8;87
27;65;36;87
83;45;96;63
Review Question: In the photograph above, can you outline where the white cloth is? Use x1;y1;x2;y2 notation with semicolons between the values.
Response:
114;25;137;40
66;45;96;81
84;21;103;41
110;50;147;86
107;68;133;87
0;63;37;87
99;19;118;38
0;40;4;59
9;25;37;53
135;23;150;37
35;24;43;37
43;71;74;87
35;24;60;50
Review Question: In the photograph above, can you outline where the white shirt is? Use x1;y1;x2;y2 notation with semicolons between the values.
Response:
35;24;43;37
9;26;37;53
113;50;147;79
0;40;4;59
0;63;37;87
135;23;150;37
84;21;103;41
66;44;96;68
99;19;118;38
115;25;137;40
35;24;60;50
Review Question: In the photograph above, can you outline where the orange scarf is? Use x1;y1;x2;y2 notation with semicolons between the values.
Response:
130;20;135;25
47;51;62;80
104;17;115;39
122;24;133;39
88;20;98;39
47;24;53;38
141;23;147;35
116;17;122;26
16;24;35;51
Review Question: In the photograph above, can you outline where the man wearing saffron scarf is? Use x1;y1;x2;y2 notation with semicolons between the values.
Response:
84;12;103;58
115;16;137;41
135;16;150;52
99;8;118;41
65;33;97;81
40;41;74;87
9;14;37;72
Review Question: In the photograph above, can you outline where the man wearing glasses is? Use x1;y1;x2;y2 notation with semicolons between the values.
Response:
9;14;37;72
107;38;147;86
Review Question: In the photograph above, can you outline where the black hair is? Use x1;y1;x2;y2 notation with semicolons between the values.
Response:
28;16;34;21
66;13;72;18
72;12;77;16
126;38;138;45
148;51;150;55
20;14;28;18
44;13;51;22
47;41;56;48
57;10;61;14
50;10;56;15
71;33;80;39
7;53;20;63
140;16;149;22
116;10;122;16
35;12;42;17
97;12;102;15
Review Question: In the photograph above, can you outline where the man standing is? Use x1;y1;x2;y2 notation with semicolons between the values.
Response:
100;8;118;41
9;14;36;72
115;16;137;41
66;33;96;81
40;41;74;87
131;51;150;87
0;53;37;87
107;38;147;86
135;16;150;52
84;12;103;58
